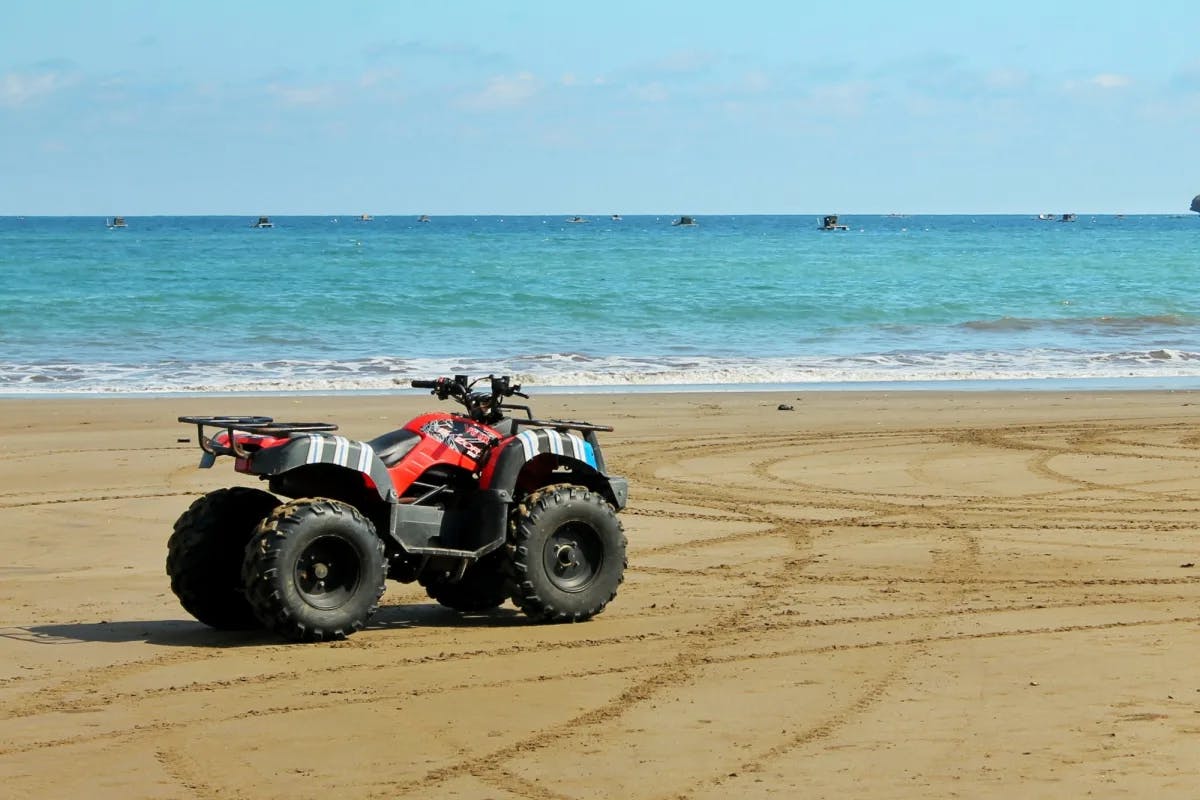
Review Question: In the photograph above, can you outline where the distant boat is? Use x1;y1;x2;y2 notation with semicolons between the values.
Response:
611;214;622;221
1037;213;1055;221
1060;213;1077;222
819;214;848;231
251;216;274;228
672;215;697;226
417;214;431;223
107;216;127;229
567;216;589;223
358;213;372;222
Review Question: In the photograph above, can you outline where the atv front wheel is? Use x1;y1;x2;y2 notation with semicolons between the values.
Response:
242;498;386;642
167;486;281;630
507;485;626;622
421;552;509;613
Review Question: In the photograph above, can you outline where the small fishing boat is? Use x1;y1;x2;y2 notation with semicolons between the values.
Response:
417;214;431;223
251;216;274;228
819;214;848;231
1060;213;1077;222
108;216;127;229
567;216;589;223
611;214;622;221
1037;213;1055;221
672;215;697;226
358;213;373;222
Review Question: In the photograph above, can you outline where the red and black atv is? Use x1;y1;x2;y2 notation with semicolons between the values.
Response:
169;375;628;642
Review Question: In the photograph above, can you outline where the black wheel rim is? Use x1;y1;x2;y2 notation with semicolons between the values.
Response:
294;535;361;610
543;522;604;592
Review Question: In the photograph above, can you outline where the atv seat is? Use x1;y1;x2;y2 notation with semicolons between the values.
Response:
367;429;421;468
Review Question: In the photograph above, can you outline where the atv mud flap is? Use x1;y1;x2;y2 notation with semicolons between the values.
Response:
608;477;629;510
387;489;508;559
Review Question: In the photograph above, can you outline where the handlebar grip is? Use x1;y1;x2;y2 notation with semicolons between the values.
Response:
411;379;440;389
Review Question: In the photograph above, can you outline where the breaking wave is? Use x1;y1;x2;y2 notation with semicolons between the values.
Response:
4;348;1200;394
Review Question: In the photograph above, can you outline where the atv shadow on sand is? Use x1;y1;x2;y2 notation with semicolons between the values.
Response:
8;619;280;648
12;602;530;648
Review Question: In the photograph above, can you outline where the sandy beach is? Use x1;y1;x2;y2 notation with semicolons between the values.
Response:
1;389;1198;799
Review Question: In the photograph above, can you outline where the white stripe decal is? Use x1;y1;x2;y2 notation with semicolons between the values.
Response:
518;430;538;460
512;429;595;465
306;435;322;464
334;435;349;466
357;443;374;473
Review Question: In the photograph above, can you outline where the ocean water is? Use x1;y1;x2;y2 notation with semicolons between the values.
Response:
1;214;1198;395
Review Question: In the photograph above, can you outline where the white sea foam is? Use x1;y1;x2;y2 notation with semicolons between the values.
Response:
4;349;1200;395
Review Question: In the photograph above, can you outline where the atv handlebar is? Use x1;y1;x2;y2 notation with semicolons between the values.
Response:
408;374;613;433
410;374;530;424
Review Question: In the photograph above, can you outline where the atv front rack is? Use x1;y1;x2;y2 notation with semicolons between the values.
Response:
499;403;613;434
179;416;338;458
516;417;613;434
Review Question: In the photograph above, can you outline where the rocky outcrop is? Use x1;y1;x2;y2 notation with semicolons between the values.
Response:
1191;194;1200;213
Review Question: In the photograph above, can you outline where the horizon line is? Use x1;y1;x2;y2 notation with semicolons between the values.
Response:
2;211;1194;218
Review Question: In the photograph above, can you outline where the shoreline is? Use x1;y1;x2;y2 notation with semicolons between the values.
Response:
5;373;1200;400
4;387;1199;452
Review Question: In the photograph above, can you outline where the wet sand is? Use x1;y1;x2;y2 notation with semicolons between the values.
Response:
1;390;1198;799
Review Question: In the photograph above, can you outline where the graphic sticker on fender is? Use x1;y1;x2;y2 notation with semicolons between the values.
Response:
420;418;495;460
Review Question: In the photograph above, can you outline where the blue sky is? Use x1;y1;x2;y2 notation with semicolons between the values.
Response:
2;1;1197;215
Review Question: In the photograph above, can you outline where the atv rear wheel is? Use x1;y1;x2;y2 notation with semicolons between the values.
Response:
242;498;386;642
506;484;626;623
421;552;509;613
167;487;281;630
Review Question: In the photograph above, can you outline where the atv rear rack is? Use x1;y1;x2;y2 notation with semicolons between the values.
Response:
179;416;338;458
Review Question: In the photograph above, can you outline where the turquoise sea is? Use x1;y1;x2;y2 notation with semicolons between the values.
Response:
1;214;1198;395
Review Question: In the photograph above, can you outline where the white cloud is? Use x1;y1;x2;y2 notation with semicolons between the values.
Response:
631;82;669;103
741;70;771;94
0;70;75;108
560;73;608;89
267;82;338;108
461;72;540;110
653;50;719;74
1090;73;1132;89
983;69;1029;91
1063;73;1133;92
359;68;401;89
809;80;874;116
